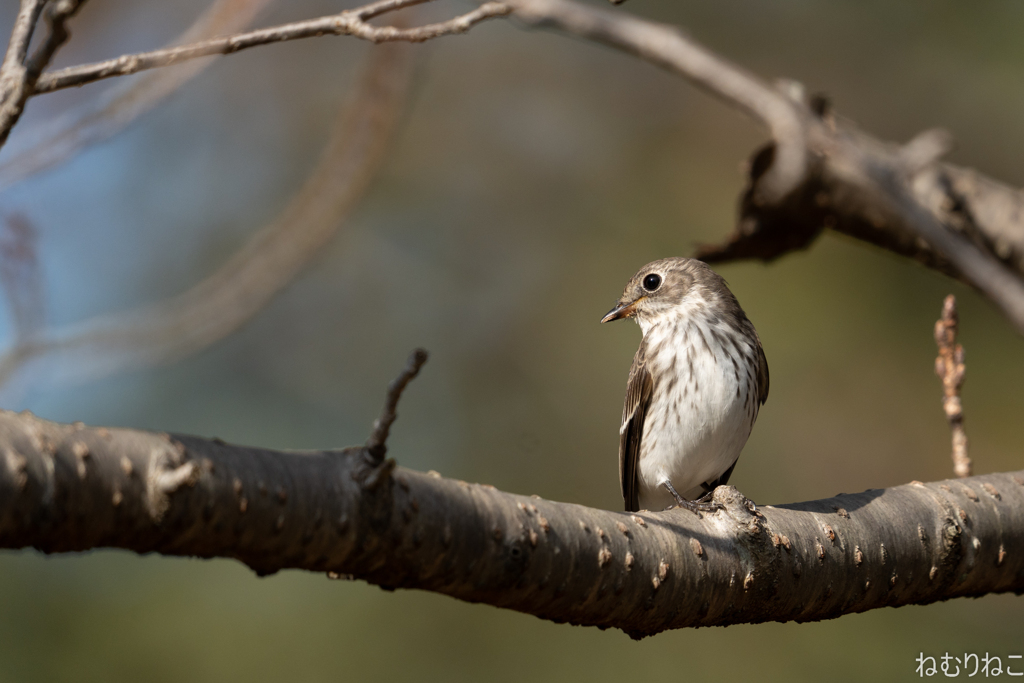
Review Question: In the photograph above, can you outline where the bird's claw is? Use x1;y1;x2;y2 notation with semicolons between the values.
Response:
662;481;723;515
664;499;724;515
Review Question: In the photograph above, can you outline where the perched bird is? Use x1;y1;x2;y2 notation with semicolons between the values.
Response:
601;257;769;513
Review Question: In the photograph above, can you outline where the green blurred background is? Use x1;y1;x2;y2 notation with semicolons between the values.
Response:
1;0;1023;680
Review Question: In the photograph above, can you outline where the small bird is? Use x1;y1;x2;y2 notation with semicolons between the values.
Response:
601;257;769;513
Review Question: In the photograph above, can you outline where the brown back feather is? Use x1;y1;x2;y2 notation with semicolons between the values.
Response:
619;341;653;512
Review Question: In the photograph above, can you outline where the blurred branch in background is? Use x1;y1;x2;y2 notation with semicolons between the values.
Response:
0;0;275;191
934;295;971;478
506;0;810;205
506;0;1024;334
1;408;1022;638
0;214;44;346
0;41;415;395
19;0;1024;338
504;0;1024;330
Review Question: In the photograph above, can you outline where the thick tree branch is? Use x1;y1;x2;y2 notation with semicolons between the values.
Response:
500;4;1024;323
687;106;1024;336
496;0;1024;333
816;124;1024;333
0;3;1021;640
32;0;510;94
1;409;1022;639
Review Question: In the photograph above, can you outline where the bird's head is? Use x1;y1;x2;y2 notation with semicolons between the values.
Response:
601;257;722;332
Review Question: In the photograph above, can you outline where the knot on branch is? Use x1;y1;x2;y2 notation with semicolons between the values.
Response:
900;128;954;177
712;485;764;534
145;439;198;522
695;141;826;266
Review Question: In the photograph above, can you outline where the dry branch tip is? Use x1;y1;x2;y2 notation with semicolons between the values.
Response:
364;348;428;463
934;294;970;478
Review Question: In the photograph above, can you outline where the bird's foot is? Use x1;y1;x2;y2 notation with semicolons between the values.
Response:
662;481;723;515
663;498;722;514
694;489;717;506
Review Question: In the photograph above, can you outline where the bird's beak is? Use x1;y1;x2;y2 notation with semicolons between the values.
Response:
601;296;644;323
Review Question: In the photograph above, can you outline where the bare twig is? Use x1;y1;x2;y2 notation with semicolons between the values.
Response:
0;42;415;395
934;295;970;478
504;0;807;204
498;2;1024;334
0;0;45;70
8;0;1024;338
365;348;429;462
500;0;1024;335
0;0;84;150
0;0;275;191
23;0;86;80
33;0;510;94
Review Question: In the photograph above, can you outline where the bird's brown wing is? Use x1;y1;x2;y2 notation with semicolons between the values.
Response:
755;336;769;406
619;342;653;512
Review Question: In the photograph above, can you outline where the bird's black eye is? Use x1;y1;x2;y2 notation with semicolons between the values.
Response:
642;273;662;291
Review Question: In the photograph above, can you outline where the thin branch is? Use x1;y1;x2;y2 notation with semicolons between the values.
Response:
0;0;275;191
11;0;1024;335
0;41;415;395
33;0;511;94
365;349;429;462
0;0;84;150
504;0;807;203
0;0;45;71
829;130;1024;335
1;409;1023;638
23;0;86;80
499;0;1024;334
361;0;434;21
480;1;1024;307
934;295;970;478
455;0;1024;335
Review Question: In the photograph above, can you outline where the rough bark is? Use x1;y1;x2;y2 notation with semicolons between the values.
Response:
697;123;1024;319
2;410;1022;639
500;0;1024;334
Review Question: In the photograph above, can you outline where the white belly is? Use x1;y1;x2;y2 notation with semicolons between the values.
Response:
636;322;758;511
